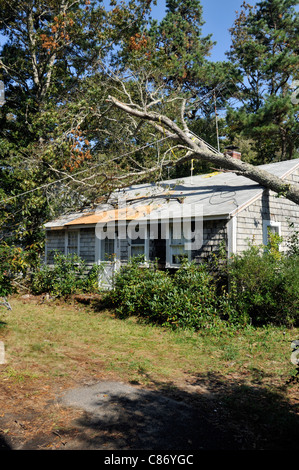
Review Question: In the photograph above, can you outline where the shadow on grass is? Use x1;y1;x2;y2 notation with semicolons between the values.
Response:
59;372;299;451
0;434;11;450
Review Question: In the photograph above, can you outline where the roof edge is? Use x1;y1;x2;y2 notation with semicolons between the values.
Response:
229;159;299;217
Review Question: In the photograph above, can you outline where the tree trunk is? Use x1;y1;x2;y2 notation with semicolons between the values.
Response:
108;95;299;206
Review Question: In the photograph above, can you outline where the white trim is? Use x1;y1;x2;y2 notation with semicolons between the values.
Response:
227;216;237;257
262;220;281;246
64;231;68;255
45;236;48;263
95;232;100;264
144;236;149;261
98;236;117;263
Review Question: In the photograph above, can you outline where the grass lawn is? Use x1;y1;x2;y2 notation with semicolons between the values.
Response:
0;294;298;450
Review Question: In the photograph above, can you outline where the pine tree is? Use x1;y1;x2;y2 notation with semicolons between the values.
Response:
149;0;214;91
226;0;299;163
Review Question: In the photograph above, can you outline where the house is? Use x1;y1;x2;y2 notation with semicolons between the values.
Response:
44;157;299;287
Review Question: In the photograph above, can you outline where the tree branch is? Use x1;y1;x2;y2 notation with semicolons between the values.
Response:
107;95;299;205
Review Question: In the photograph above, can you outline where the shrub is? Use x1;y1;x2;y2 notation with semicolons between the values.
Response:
0;243;29;297
31;252;101;297
227;244;299;327
286;220;299;256
104;257;231;330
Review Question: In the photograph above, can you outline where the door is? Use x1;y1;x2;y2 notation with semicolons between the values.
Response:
97;236;119;289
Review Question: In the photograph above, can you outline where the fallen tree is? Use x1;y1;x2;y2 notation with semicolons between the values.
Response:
107;94;299;206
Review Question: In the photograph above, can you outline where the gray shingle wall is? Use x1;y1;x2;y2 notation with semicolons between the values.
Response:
192;219;228;260
236;168;299;253
46;230;65;263
79;228;95;263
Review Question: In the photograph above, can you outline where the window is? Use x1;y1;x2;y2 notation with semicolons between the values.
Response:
128;223;147;260
170;245;189;265
130;238;145;258
263;220;281;247
168;222;191;266
101;237;116;261
67;230;79;255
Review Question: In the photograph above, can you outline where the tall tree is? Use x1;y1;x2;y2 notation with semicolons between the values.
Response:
0;0;108;245
148;0;214;90
0;0;155;248
116;0;237;178
226;0;299;163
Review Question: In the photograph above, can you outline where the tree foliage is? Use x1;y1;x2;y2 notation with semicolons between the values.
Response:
0;0;155;247
226;0;299;163
0;0;298;253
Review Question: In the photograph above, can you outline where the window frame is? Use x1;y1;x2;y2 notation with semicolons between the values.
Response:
166;221;192;268
262;220;281;247
66;229;80;256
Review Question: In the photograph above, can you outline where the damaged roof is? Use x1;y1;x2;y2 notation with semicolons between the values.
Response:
45;158;299;229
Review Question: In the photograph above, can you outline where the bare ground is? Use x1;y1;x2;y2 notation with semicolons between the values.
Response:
0;295;299;451
1;364;298;451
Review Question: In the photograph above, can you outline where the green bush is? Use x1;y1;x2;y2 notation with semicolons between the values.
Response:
31;252;101;297
104;257;231;330
0;243;29;297
227;245;299;327
104;237;299;330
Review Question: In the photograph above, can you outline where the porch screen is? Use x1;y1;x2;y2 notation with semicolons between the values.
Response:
130;238;145;258
101;237;115;261
67;230;79;255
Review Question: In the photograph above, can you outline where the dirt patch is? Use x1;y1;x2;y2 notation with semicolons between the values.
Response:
0;368;233;450
1;295;298;451
1;369;298;451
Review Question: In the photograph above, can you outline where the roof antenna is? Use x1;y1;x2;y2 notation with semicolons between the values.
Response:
0;80;5;106
214;90;220;153
190;159;194;185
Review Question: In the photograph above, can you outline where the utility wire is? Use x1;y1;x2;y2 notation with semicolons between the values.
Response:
0;135;173;205
0;77;246;206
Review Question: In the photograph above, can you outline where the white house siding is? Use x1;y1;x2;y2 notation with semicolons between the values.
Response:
236;168;299;253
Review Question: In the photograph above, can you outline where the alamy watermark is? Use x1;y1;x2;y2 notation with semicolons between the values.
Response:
95;196;204;251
